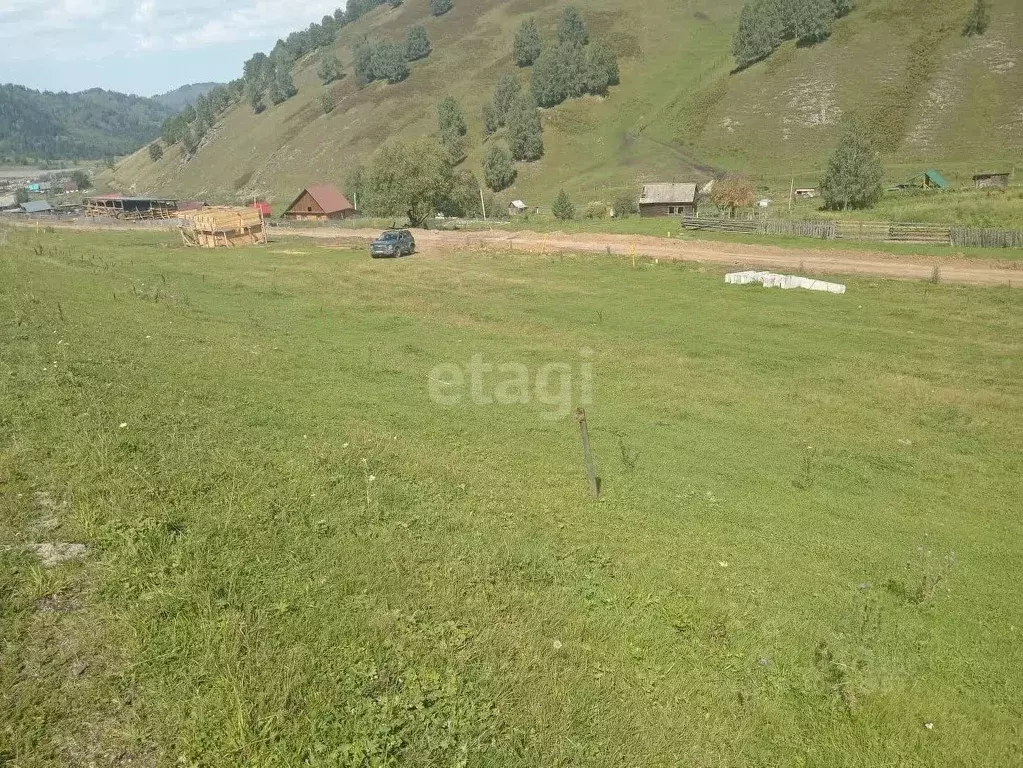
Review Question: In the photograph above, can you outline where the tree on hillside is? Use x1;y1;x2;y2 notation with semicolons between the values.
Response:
321;91;336;114
268;67;297;105
514;18;542;66
557;6;588;46
354;41;376;86
438;97;468;163
318;54;344;84
483;143;516;192
506;94;544;161
148;142;163;162
731;0;785;69
181;126;199;155
70;170;91;190
532;43;587;107
371;42;410;84
585;41;620;96
406;25;432;61
364;137;453;226
552;189;575;220
963;0;990;36
791;0;836;44
161;115;186;145
709;176;756;217
182;104;197;123
482;103;499;136
820;120;884;210
431;0;452;17
492;74;522;125
831;0;855;16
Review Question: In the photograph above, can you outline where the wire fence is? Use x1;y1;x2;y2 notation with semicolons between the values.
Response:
681;216;1023;248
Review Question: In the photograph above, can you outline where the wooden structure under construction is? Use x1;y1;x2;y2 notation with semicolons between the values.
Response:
83;196;179;219
180;207;266;248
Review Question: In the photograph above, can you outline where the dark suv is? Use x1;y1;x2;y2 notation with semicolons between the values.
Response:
370;229;416;258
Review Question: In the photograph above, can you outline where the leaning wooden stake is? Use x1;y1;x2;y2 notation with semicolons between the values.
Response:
575;408;599;499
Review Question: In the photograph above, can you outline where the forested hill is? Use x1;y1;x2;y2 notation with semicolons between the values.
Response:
153;83;223;112
0;85;177;162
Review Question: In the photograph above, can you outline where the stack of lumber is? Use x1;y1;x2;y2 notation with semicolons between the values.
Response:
181;206;265;248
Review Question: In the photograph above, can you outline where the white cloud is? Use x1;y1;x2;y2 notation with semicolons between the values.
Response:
0;0;343;85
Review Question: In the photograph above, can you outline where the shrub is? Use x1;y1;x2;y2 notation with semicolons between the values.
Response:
318;54;343;84
148;142;163;162
963;0;990;36
431;0;452;17
372;42;411;84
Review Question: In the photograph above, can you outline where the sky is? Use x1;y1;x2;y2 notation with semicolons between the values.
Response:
0;0;344;96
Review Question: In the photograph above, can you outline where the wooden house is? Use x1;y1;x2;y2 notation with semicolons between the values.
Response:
639;183;698;217
282;184;355;221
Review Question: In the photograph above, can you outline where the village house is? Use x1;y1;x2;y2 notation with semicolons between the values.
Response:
282;184;355;221
639;183;699;217
508;200;530;216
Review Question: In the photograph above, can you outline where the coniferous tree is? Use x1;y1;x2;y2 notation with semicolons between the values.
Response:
792;0;836;44
406;26;431;60
963;0;990;36
430;0;452;17
492;74;522;125
354;42;375;86
483;143;516;192
506;94;543;161
831;0;854;16
552;188;575;220
820;120;884;210
514;18;542;66
584;41;619;96
318;53;344;84
482;103;499;136
731;0;785;69
557;6;588;46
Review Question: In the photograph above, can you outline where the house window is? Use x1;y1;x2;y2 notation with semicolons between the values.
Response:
668;206;676;214
307;206;313;212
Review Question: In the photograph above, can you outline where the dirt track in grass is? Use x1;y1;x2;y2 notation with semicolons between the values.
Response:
289;226;1023;287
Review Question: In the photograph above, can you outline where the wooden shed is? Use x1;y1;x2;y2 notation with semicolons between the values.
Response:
973;172;1010;189
639;183;698;217
282;184;355;221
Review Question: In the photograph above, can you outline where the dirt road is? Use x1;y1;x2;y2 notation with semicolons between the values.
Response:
288;226;1023;287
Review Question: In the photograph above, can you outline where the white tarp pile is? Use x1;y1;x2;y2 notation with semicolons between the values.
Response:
725;270;846;294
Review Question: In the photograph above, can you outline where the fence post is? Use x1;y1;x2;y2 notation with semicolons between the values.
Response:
575;408;599;499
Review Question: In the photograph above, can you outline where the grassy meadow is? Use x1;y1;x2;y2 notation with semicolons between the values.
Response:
1;228;1022;766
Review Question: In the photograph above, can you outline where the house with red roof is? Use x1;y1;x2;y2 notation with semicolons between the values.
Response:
282;184;355;221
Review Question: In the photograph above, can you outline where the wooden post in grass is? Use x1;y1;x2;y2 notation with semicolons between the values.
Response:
575;408;599;499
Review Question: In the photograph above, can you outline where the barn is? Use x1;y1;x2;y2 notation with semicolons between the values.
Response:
639;183;698;218
282;184;355;221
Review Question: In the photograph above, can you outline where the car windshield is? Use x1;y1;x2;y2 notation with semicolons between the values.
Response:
380;231;399;241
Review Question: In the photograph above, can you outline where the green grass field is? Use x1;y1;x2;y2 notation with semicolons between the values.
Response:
2;229;1022;766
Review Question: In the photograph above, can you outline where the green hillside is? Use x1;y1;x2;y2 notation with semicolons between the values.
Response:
105;0;1022;209
152;82;223;112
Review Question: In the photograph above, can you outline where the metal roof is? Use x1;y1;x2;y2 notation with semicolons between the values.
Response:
640;183;698;205
286;184;354;215
510;200;528;209
21;201;53;213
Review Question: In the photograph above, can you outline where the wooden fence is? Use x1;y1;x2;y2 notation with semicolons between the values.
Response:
681;216;1023;248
